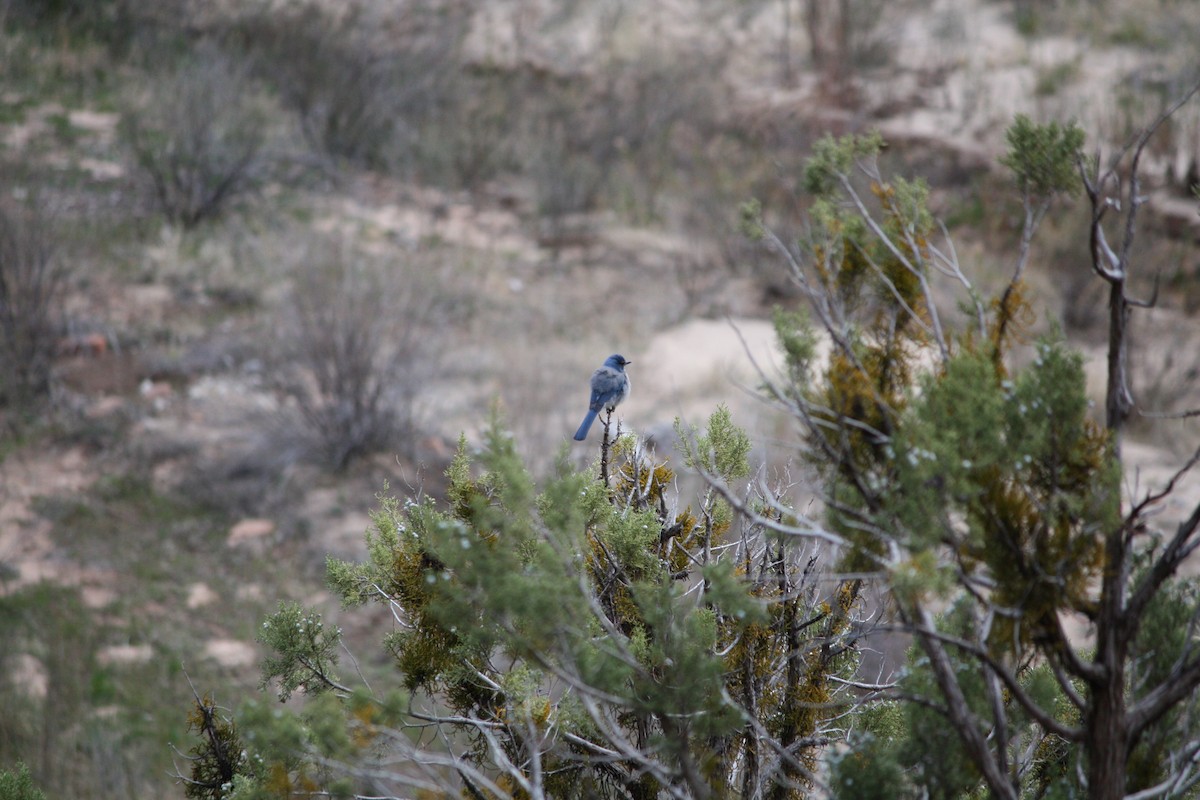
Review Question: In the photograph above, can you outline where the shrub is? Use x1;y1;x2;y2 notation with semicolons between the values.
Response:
0;586;103;797
0;199;66;409
228;2;469;172
188;410;867;798
0;763;45;800
520;50;723;233
410;67;521;189
0;0;137;48
273;239;446;470
119;43;272;228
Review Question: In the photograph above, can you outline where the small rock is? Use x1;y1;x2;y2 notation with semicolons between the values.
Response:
236;583;265;602
139;378;173;401
204;638;257;669
186;582;218;609
228;518;275;547
97;644;154;666
81;586;117;609
10;654;48;699
84;396;126;419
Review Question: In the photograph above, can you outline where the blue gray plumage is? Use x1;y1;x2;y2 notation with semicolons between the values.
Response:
573;354;631;441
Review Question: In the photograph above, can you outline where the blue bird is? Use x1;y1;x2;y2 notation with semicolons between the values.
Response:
573;354;631;441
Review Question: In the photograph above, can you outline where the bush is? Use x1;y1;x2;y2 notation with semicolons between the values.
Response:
0;586;103;797
0;763;45;800
274;239;447;470
0;0;137;48
119;43;272;228
0;199;66;409
517;50;723;237
190;410;867;798
410;67;521;189
228;2;469;172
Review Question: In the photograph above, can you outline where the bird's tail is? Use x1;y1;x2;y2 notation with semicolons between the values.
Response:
573;409;598;441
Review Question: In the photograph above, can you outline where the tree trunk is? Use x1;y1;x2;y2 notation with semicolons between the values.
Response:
1085;683;1127;800
1087;523;1130;800
1105;282;1133;445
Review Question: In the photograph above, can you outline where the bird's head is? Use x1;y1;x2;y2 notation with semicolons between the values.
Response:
605;354;630;370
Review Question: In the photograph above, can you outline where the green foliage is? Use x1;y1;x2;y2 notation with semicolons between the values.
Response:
808;306;1118;635
180;683;399;798
772;307;819;385
739;198;766;240
772;126;1118;633
1124;575;1200;792
1027;661;1085;800
900;614;987;799
675;404;752;482
803;130;885;196
888;548;954;606
604;507;666;578
1035;60;1081;98
1133;576;1197;690
830;732;913;800
257;603;344;702
780;134;945;549
700;559;770;626
183;695;246;800
263;410;863;796
0;763;45;800
834;610;993;800
0;584;105;795
750;116;1200;800
1000;115;1085;200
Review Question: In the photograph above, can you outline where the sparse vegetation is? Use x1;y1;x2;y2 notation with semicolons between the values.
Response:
226;2;471;174
0;585;104;796
1;0;1199;797
0;199;66;410
118;43;275;228
0;762;46;800
273;238;448;470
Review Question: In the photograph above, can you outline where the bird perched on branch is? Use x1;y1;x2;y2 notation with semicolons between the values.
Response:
573;354;631;441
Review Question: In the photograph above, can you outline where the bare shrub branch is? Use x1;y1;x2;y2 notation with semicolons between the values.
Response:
228;2;470;173
0;198;66;409
273;238;447;470
119;43;272;228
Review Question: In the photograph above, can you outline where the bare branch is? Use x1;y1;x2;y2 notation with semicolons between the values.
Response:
1140;407;1200;420
1126;448;1200;621
911;609;1021;800
1128;651;1200;741
896;616;1085;742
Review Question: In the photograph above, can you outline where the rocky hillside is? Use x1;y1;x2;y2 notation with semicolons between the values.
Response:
1;0;1198;795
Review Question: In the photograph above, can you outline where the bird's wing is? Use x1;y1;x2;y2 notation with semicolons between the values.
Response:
589;366;625;410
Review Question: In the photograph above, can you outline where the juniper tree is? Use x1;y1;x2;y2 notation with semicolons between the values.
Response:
740;99;1200;799
0;763;46;800
180;99;1200;800
182;408;867;799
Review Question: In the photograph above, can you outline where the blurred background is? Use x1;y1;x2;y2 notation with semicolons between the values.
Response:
0;0;1198;794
